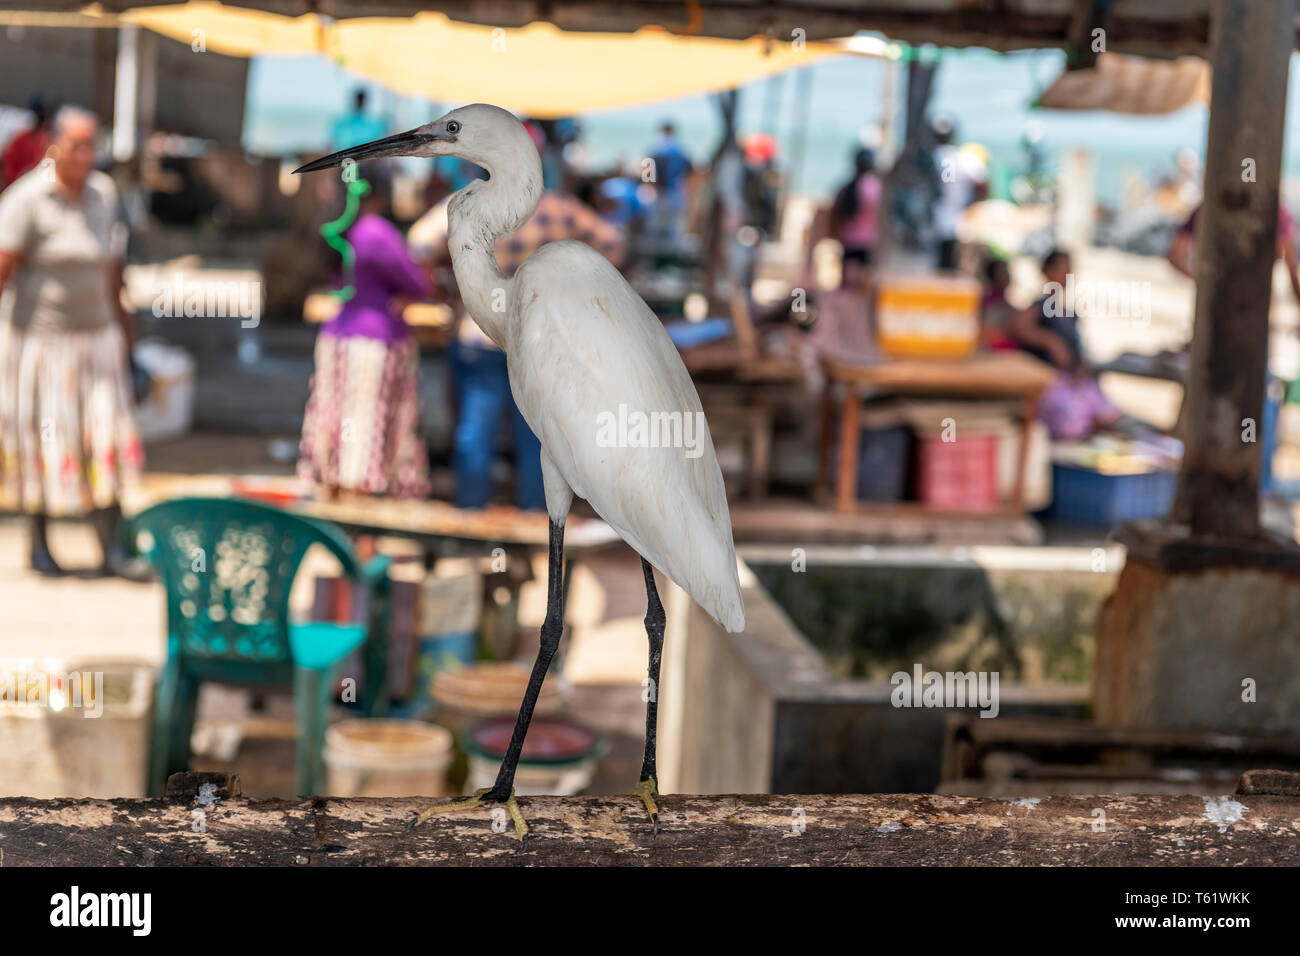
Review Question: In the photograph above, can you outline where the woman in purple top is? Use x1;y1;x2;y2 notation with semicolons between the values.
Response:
830;148;882;269
298;174;432;498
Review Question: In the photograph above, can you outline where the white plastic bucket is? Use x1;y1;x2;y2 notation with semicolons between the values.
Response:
324;719;453;798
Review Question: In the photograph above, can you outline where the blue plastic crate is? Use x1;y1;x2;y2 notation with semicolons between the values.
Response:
833;425;911;502
857;425;912;501
1049;463;1177;526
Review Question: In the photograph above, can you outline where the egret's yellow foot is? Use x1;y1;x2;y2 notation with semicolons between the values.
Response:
408;787;530;848
500;790;529;848
408;787;489;829
633;777;660;835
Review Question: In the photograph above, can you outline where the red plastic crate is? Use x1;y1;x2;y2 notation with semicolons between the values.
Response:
915;433;1000;512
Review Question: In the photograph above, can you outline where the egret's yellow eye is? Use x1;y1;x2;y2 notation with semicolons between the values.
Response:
446;120;461;134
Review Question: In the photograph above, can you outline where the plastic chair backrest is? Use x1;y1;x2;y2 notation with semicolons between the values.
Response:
127;497;360;670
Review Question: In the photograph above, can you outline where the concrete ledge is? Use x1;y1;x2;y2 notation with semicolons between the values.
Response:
1;774;1296;866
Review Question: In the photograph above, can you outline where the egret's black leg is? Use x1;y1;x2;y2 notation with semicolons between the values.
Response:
639;558;665;782
634;558;665;833
409;518;565;846
484;517;565;802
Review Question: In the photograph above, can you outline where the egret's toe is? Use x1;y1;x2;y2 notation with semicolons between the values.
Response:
407;787;530;848
633;777;660;835
407;787;491;830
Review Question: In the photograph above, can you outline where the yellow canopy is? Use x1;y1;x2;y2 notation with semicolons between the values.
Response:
122;2;327;57
118;3;845;117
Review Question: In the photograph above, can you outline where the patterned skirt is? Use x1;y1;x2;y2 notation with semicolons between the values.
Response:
0;321;144;517
298;332;430;499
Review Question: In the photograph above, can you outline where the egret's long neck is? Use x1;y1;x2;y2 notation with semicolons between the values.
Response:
447;145;542;348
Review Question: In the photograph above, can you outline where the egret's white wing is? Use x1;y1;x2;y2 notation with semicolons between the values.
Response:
506;241;745;632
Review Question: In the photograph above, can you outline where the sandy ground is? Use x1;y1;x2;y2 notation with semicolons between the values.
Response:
0;518;166;666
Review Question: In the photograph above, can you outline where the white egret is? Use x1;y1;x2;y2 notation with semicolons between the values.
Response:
296;104;745;845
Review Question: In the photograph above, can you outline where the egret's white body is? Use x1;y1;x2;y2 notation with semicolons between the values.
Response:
440;106;745;633
297;103;743;836
509;243;743;631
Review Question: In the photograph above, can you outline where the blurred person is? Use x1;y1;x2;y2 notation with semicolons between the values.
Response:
797;201;833;291
1;95;52;189
931;118;988;270
830;147;882;270
1171;147;1202;212
421;163;456;209
799;255;879;393
1036;371;1124;442
298;171;432;499
731;133;781;295
1010;247;1085;369
410;185;626;511
1009;248;1121;440
741;133;780;234
0;106;147;578
331;88;388;152
1015;121;1050;202
979;256;1018;350
646;121;692;241
1167;201;1300;304
431;156;487;197
596;171;651;232
532;117;579;194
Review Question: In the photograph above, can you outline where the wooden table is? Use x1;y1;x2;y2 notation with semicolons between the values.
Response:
293;496;619;556
291;497;621;622
696;381;814;500
816;351;1058;514
137;475;621;626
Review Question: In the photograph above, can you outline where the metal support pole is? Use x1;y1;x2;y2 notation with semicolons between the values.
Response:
112;23;140;163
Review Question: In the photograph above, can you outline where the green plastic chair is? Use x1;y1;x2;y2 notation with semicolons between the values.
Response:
125;496;391;797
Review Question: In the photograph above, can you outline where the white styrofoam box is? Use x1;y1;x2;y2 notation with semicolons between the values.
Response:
0;658;154;798
132;338;196;444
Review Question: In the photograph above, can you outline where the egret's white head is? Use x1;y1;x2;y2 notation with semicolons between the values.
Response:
294;103;535;176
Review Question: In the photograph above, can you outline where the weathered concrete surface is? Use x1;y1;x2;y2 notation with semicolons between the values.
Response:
2;780;1297;866
1095;560;1300;733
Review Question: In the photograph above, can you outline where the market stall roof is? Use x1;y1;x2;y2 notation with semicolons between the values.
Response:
109;6;852;116
1037;52;1210;115
0;1;1245;54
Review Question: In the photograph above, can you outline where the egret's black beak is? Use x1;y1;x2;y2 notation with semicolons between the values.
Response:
293;128;437;174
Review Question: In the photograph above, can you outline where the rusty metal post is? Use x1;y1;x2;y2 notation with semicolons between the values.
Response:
1172;0;1294;536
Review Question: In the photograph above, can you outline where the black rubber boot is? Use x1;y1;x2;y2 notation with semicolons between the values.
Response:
28;513;64;577
90;505;153;583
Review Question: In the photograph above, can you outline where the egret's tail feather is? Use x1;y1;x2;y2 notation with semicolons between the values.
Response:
695;553;746;634
716;593;746;634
